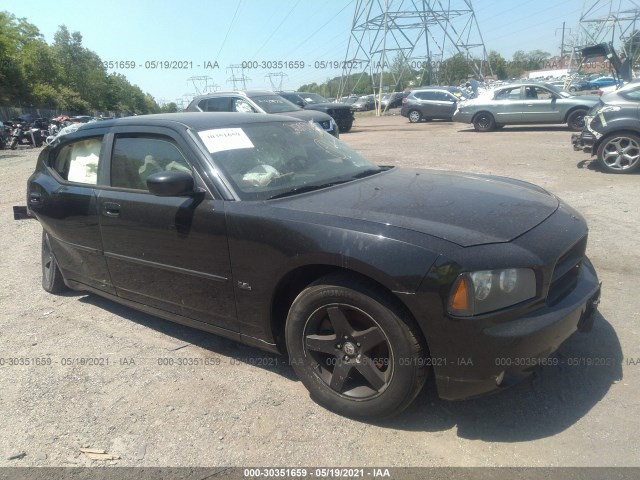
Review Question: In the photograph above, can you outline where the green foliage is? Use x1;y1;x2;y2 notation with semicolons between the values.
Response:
0;11;160;115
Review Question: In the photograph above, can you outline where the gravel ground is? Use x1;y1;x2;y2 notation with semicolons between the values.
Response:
0;114;638;469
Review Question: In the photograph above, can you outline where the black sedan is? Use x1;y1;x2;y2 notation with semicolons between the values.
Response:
25;113;601;418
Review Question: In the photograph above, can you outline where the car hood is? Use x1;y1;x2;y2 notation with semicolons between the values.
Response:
279;109;332;122
305;102;352;111
272;168;559;247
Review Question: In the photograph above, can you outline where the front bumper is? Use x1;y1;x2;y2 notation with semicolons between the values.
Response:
452;110;473;123
572;131;596;153
432;257;601;400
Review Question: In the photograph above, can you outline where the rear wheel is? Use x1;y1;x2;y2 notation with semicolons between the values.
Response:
42;232;68;293
408;110;422;123
567;109;588;131
596;133;640;174
473;112;495;132
285;274;427;418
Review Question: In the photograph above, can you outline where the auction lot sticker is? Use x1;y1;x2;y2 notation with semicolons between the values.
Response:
198;128;254;153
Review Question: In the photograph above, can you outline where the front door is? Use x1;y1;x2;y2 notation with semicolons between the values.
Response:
96;129;237;331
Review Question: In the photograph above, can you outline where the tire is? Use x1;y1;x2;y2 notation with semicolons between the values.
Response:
596;133;640;174
408;110;422;123
569;86;577;93
42;231;68;294
473;112;495;132
567;109;588;131
10;137;18;150
285;274;427;418
338;121;353;133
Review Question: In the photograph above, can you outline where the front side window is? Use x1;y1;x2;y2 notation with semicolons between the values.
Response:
52;136;102;184
111;136;192;190
233;98;257;113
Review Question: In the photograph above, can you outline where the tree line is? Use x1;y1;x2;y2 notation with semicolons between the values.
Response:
0;11;177;116
299;50;554;97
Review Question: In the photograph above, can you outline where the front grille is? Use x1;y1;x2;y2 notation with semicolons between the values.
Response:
328;108;353;119
546;236;587;306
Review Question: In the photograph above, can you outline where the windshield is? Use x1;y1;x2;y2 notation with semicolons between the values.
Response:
543;83;571;98
250;95;301;113
199;121;382;201
300;93;328;104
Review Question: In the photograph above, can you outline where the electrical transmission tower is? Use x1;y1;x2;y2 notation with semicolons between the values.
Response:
338;0;491;110
265;72;288;91
577;0;640;52
187;76;219;95
226;65;251;90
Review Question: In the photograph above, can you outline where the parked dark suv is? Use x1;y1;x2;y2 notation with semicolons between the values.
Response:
277;92;355;133
401;87;469;123
186;90;339;137
572;82;640;173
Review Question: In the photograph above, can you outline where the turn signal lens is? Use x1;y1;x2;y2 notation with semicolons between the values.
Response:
449;276;471;315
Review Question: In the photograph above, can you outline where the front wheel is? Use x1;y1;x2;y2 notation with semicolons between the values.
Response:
285;274;427;418
473;112;495;132
596;133;640;174
42;232;68;293
338;121;353;133
10;137;18;150
567;109;588;131
408;110;422;123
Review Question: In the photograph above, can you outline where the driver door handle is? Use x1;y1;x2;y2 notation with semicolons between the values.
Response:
102;202;121;218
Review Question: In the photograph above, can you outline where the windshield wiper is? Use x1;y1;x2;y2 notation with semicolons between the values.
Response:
350;168;384;179
268;181;350;200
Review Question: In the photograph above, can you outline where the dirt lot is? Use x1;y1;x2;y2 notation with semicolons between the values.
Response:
0;115;638;469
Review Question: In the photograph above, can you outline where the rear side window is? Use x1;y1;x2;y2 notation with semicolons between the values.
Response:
111;136;192;190
414;91;438;100
52;137;102;184
199;97;232;112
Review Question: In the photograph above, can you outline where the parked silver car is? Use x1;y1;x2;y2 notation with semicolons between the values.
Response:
452;82;600;132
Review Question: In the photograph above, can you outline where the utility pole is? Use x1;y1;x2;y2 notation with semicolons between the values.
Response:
556;22;571;68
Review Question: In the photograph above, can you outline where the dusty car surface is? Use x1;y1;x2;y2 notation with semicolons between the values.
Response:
453;82;599;132
25;112;601;418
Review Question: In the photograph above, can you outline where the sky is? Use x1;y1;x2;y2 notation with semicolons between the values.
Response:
3;0;630;105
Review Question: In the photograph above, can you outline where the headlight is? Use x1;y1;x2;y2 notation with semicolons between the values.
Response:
448;268;536;316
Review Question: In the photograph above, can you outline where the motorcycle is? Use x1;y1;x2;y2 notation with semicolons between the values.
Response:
9;121;45;149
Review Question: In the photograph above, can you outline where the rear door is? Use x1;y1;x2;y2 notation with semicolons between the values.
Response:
29;131;114;293
96;126;238;331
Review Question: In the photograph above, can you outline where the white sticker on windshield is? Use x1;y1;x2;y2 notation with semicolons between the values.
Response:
198;128;254;153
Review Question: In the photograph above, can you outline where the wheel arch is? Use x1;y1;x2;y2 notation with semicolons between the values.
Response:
593;128;640;153
269;264;426;355
564;105;589;122
471;110;494;123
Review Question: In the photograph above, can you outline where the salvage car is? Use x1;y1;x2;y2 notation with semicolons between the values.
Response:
453;82;599;132
276;91;355;133
24;113;601;418
400;87;469;123
572;82;640;173
186;90;338;137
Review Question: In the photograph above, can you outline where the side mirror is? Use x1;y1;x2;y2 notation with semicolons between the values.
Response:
147;171;195;196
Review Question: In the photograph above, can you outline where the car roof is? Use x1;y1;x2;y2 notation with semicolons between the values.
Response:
63;112;300;132
193;90;278;100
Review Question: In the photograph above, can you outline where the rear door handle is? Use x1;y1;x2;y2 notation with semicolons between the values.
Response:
102;202;121;218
